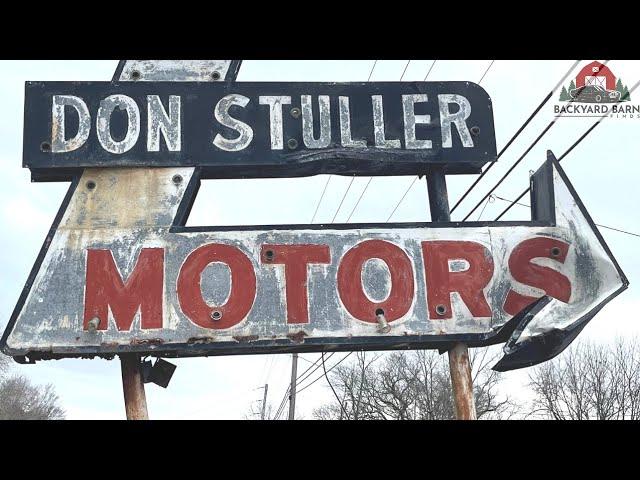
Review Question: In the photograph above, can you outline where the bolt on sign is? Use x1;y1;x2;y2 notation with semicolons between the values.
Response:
0;60;628;371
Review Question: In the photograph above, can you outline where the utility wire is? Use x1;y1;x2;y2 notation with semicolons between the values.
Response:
476;194;493;221
492;195;640;238
461;121;556;221
449;60;582;215
330;177;356;223
384;60;506;222
399;60;411;81
367;60;378;82
386;176;418;222
297;352;354;394
272;352;336;419
322;352;349;419
494;122;599;220
423;60;437;81
312;59;381;224
345;60;438;223
478;60;495;85
310;177;332;223
345;177;374;222
494;76;640;221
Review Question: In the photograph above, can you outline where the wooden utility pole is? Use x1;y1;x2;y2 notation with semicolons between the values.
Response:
260;383;269;420
426;166;477;420
288;353;298;420
120;354;149;420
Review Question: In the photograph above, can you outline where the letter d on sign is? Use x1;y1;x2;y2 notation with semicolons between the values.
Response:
51;95;91;153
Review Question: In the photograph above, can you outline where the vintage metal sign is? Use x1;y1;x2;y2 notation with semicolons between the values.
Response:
0;153;628;370
23;80;496;180
0;60;628;372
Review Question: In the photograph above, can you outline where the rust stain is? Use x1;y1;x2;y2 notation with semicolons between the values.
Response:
232;335;259;343
129;338;164;346
287;331;308;343
187;336;216;344
100;341;119;348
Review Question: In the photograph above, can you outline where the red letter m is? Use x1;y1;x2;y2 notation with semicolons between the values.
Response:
83;248;164;331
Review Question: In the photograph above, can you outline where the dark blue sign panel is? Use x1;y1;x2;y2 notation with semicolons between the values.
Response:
23;81;496;180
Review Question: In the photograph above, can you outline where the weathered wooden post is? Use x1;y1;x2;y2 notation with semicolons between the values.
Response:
120;353;149;420
426;165;477;420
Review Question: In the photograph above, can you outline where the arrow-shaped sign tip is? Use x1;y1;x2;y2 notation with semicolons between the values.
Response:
492;151;629;372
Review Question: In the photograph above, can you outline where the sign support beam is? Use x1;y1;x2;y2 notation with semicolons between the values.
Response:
426;166;477;420
120;353;149;420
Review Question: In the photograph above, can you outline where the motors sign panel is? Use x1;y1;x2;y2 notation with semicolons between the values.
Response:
1;158;627;370
23;81;496;180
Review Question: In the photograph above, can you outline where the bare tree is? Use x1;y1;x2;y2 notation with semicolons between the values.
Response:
0;354;65;420
528;337;640;420
245;397;274;420
313;347;518;420
0;375;65;420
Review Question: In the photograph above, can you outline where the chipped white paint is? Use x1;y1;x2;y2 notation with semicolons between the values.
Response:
51;95;91;153
96;95;140;154
438;94;474;148
372;95;401;148
301;95;331;149
213;94;253;152
120;60;234;82
147;95;181;152
402;94;432;149
2;163;626;356
259;96;291;150
339;96;366;148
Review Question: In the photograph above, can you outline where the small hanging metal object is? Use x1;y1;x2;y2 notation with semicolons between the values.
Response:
87;317;100;333
376;309;391;334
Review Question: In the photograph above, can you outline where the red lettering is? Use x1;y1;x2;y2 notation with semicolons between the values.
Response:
504;237;571;316
421;241;494;319
337;240;414;323
83;248;164;331
177;243;256;329
261;244;330;324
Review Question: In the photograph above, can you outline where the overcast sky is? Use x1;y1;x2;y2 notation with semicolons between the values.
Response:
1;60;639;419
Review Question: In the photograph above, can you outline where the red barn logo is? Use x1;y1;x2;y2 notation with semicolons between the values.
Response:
559;61;631;103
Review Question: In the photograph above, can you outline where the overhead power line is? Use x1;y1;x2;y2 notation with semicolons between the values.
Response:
478;60;495;85
384;60;505;222
450;59;583;215
492;195;640;238
494;76;640;221
345;60;439;223
461;121;556;221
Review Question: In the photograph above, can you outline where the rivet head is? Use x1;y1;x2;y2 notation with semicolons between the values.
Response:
211;71;221;81
287;138;298;150
87;317;100;332
264;250;275;262
290;107;301;118
86;180;96;190
470;126;481;136
210;310;223;321
551;247;561;257
435;304;447;316
131;70;141;81
40;141;51;152
172;174;183;185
